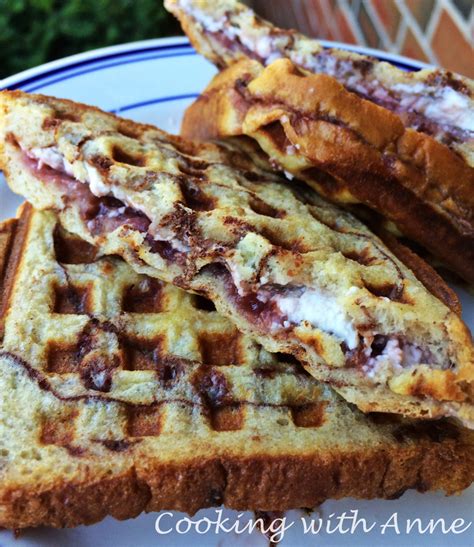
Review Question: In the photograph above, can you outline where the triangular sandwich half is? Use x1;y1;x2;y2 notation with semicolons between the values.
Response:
0;90;473;427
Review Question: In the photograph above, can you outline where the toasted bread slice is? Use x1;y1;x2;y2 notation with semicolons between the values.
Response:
165;0;474;163
1;205;473;529
179;56;474;284
0;91;473;427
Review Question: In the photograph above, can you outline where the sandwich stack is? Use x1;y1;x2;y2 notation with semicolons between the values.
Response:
0;0;472;532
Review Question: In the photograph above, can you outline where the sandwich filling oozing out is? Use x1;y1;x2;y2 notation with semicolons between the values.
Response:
176;0;473;146
21;144;447;383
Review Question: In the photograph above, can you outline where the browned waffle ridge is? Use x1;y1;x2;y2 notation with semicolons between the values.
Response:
0;205;473;529
0;90;473;427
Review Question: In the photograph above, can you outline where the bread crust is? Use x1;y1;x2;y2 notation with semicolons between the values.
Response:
3;443;473;529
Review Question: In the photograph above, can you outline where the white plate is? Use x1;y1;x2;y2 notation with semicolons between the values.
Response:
0;37;472;547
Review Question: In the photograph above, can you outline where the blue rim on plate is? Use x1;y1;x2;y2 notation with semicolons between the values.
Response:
0;37;431;114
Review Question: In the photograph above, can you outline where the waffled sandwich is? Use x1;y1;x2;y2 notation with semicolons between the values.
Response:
0;91;473;428
166;0;474;284
1;205;473;529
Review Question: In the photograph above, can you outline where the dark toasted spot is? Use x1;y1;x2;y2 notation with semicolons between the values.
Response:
210;404;244;431
260;226;303;251
192;294;216;311
56;109;81;122
122;336;163;371
364;281;405;302
392;420;460;443
100;440;133;452
53;226;97;264
156;357;185;387
248;195;284;218
47;343;82;373
118;123;142;139
40;410;77;446
254;367;277;379
291;402;327;427
274;352;301;366
342;248;377;266
42;118;62;130
53;283;92;314
122;279;163;313
208;488;223;505
128;406;162;437
91;154;113;171
179;180;216;211
303;168;345;197
260;121;292;152
112;145;145;167
199;331;243;365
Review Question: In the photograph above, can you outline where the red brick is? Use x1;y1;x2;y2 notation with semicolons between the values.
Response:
405;0;435;30
301;0;323;36
358;2;382;47
432;9;474;77
401;28;430;63
335;7;358;44
306;0;333;38
372;0;402;40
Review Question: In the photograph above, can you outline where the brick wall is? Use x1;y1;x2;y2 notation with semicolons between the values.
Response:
251;0;473;77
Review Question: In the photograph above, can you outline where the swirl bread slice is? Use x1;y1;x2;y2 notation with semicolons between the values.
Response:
2;205;472;528
165;0;473;161
0;90;473;427
166;0;474;284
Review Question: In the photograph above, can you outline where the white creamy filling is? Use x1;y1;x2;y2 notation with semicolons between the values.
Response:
362;338;427;379
181;0;229;33
274;289;359;349
28;146;74;176
183;0;287;63
82;164;190;252
27;147;189;252
392;83;474;132
103;206;126;219
424;88;474;133
363;339;402;378
84;163;110;197
25;146;437;374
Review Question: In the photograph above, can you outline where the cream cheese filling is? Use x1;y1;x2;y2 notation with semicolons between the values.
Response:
362;337;429;379
30;146;74;176
274;288;359;350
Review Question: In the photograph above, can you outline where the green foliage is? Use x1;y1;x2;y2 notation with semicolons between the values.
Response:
0;0;180;78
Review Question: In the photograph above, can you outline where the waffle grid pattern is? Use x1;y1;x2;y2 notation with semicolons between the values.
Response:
1;208;328;454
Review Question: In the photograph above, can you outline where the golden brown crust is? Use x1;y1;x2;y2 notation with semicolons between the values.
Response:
0;203;32;340
181;59;474;284
2;439;474;529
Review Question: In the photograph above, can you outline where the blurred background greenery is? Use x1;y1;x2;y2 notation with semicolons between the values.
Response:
0;0;180;78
